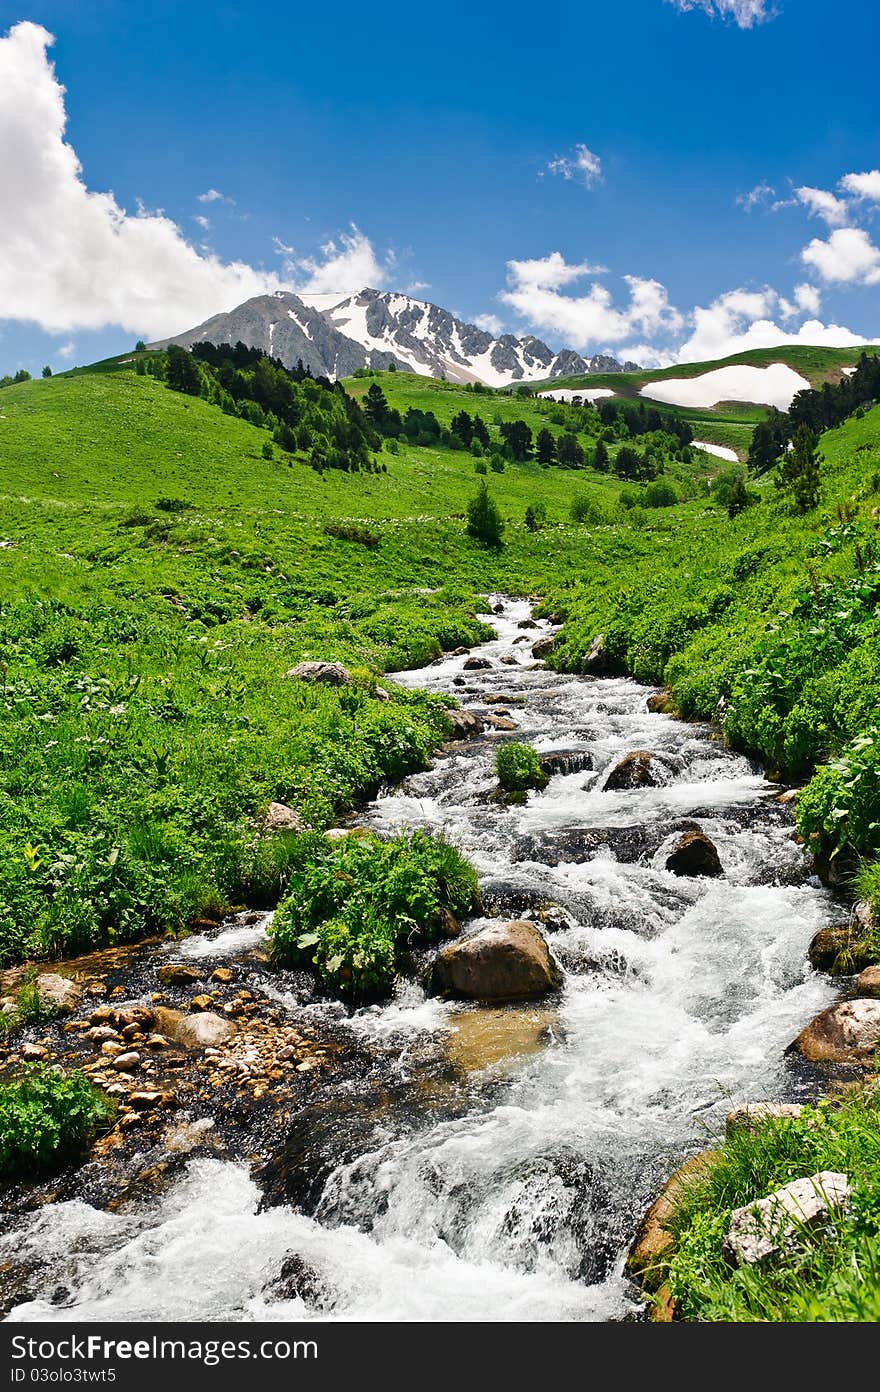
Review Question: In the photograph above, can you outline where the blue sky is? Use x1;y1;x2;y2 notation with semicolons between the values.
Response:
1;0;879;372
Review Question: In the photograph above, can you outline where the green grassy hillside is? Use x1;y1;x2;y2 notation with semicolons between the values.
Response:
2;356;880;974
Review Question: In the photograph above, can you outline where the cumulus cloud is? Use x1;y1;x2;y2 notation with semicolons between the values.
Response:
544;145;603;189
666;0;773;27
56;340;75;360
193;215;210;230
500;253;683;349
288;227;394;295
0;21;292;338
674;286;873;362
795;185;850;227
802;226;880;285
840;169;880;202
197;188;234;205
473;313;505;336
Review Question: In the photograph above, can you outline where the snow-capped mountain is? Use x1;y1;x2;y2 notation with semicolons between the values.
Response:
151;288;638;385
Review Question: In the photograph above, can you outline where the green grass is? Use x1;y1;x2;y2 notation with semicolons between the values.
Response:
659;1088;880;1321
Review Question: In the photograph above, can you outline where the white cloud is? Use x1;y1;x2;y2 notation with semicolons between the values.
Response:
737;181;775;212
197;188;234;205
473;313;505;336
544;145;603;189
802;226;880;285
674;285;874;362
840;169;880;202
405;280;431;294
0;21;289;338
289;226;393;295
666;0;773;27
193;214;210;230
56;340;75;360
500;254;683;349
794;282;822;315
272;235;295;256
795;185;850;227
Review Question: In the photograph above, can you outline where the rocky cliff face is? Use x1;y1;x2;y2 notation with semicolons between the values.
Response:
151;287;639;385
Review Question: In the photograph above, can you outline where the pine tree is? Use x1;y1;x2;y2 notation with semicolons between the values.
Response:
592;439;609;472
41;365;52;378
727;475;749;518
466;481;504;546
777;424;820;512
536;428;557;466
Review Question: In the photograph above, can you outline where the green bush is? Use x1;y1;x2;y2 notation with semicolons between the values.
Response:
269;830;479;998
495;742;549;793
0;1067;115;1182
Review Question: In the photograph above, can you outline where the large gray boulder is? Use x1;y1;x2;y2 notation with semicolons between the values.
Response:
725;1103;804;1137
431;921;562;1001
723;1172;850;1266
531;636;555;659
791;998;880;1065
286;661;350;685
152;1006;233;1049
583;634;611;675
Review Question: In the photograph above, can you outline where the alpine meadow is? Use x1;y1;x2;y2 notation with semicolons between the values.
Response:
2;0;880;1339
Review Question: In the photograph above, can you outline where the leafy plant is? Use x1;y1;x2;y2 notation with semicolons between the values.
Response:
495;742;549;793
0;1067;115;1182
269;830;479;998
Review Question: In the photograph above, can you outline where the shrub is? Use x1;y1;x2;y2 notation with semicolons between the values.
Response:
323;522;381;549
0;1067;115;1182
154;497;192;513
269;830;479;998
644;480;678;508
495;742;549;793
570;491;607;525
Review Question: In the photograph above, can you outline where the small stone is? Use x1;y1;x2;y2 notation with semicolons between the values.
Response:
21;1042;48;1061
85;981;108;997
86;1025;120;1043
112;1051;141;1072
118;1113;142;1129
277;1045;297;1061
89;1006;114;1024
109;987;126;999
158;964;201;988
531;636;555;659
723;1172;850;1266
145;1034;168;1049
101;1041;124;1057
463;657;491;671
190;994;214;1011
121;1024;142;1040
776;788;801;805
127;1091;163;1111
174;1012;233;1049
210;968;234;984
296;1059;320;1072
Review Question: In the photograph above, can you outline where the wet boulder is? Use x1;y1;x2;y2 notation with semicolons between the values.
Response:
646;690;674;715
463;657;491;671
723;1172;850;1267
665;831;723;879
285;661;351;686
538;749;593;778
807;926;876;976
157;963;202;988
531;636;556;659
444;708;484;740
791;998;880;1066
517;619;539;630
265;1253;333;1310
152;1006;234;1050
854;965;880;997
604;750;664;791
628;1150;721;1294
431;921;562;1001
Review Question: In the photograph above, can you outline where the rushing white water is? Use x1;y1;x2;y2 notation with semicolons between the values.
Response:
3;598;842;1323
